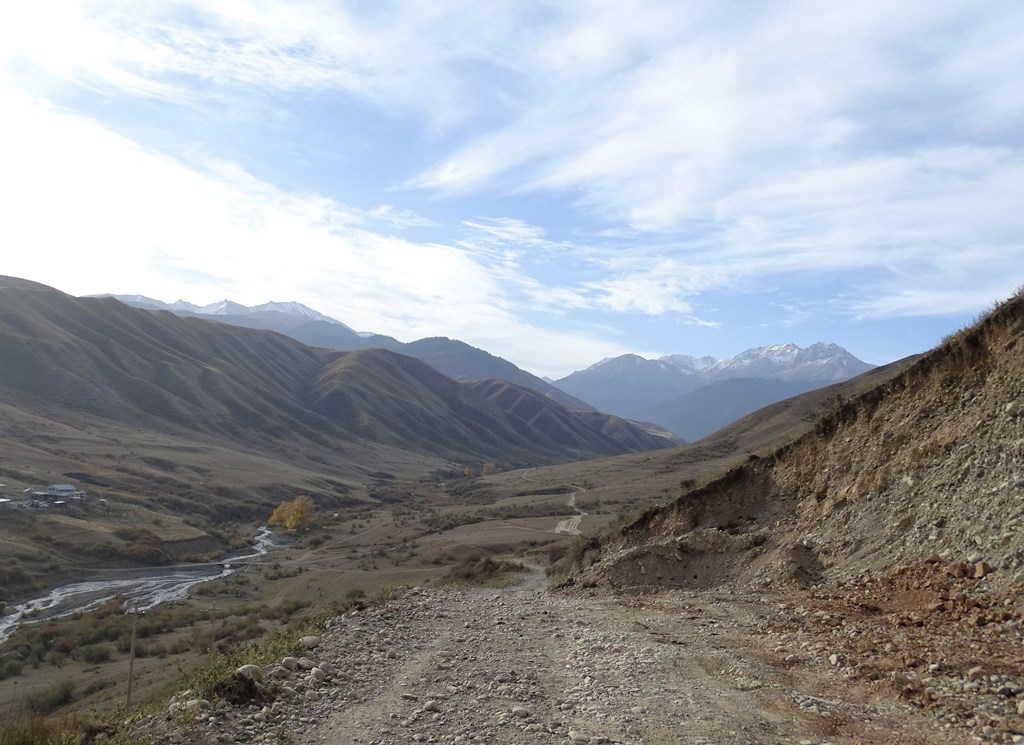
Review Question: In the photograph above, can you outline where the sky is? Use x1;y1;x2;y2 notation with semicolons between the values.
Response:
1;1;1022;378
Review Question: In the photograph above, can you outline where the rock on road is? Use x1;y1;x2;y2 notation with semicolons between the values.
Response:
280;571;950;745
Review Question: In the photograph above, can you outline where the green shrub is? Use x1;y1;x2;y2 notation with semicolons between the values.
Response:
0;658;24;680
78;644;112;664
24;679;76;714
82;678;114;696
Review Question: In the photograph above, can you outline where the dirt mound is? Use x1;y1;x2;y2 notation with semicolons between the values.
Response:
784;558;1024;741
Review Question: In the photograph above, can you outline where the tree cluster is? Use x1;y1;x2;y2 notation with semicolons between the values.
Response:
268;495;315;532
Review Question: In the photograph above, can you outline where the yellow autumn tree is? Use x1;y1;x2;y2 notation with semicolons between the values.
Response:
481;463;497;476
268;495;315;532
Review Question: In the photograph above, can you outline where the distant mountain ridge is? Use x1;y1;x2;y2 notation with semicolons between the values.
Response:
103;293;874;442
101;295;352;329
7;280;670;470
658;354;720;374
555;343;874;441
103;294;593;413
703;342;870;382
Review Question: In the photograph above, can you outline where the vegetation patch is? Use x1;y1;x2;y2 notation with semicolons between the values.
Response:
0;562;41;602
24;679;77;715
0;710;119;745
441;555;528;586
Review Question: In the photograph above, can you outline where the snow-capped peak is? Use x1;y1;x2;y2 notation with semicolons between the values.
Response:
704;342;872;382
251;301;348;327
193;299;251;316
100;294;168;309
658;353;720;373
589;352;643;370
710;343;801;375
168;299;200;312
101;294;361;333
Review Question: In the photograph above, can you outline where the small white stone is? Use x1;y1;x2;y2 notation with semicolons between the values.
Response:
235;664;263;682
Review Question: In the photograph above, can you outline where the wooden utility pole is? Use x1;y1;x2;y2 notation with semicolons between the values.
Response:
126;597;139;711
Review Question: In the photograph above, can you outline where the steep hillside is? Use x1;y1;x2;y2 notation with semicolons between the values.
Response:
309;352;671;466
0;282;337;449
0;278;668;483
311;350;528;462
110;295;593;411
401;338;594;411
467;378;678;453
0;278;433;524
571;290;1024;592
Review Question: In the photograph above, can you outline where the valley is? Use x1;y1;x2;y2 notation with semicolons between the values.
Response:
0;356;891;723
0;459;645;717
0;278;1021;745
3;2;1020;742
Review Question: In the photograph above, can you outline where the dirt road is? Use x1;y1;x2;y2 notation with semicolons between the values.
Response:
297;571;954;745
554;489;587;536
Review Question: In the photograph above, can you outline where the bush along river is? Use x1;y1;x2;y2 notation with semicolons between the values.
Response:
0;527;277;642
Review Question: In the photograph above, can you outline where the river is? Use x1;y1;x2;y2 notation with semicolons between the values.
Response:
0;526;277;643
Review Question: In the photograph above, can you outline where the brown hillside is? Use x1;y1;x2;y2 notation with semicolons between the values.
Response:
310;352;673;465
467;378;679;452
0;278;673;525
0;279;668;467
573;289;1024;592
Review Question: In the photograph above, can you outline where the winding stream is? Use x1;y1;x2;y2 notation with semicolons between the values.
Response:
0;527;277;642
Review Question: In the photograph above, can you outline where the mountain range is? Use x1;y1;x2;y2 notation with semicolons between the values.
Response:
554;344;874;441
102;295;592;413
2;278;676;521
103;294;872;443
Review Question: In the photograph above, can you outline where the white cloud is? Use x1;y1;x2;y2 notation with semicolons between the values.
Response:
3;0;1023;366
846;283;1022;321
361;205;435;229
0;90;480;323
0;89;625;376
0;0;556;127
407;1;1024;313
462;218;552;249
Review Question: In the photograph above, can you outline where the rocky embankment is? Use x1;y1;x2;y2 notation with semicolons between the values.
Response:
575;291;1024;595
134;569;1012;745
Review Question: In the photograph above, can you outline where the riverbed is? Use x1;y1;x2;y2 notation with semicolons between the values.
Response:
0;527;278;642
